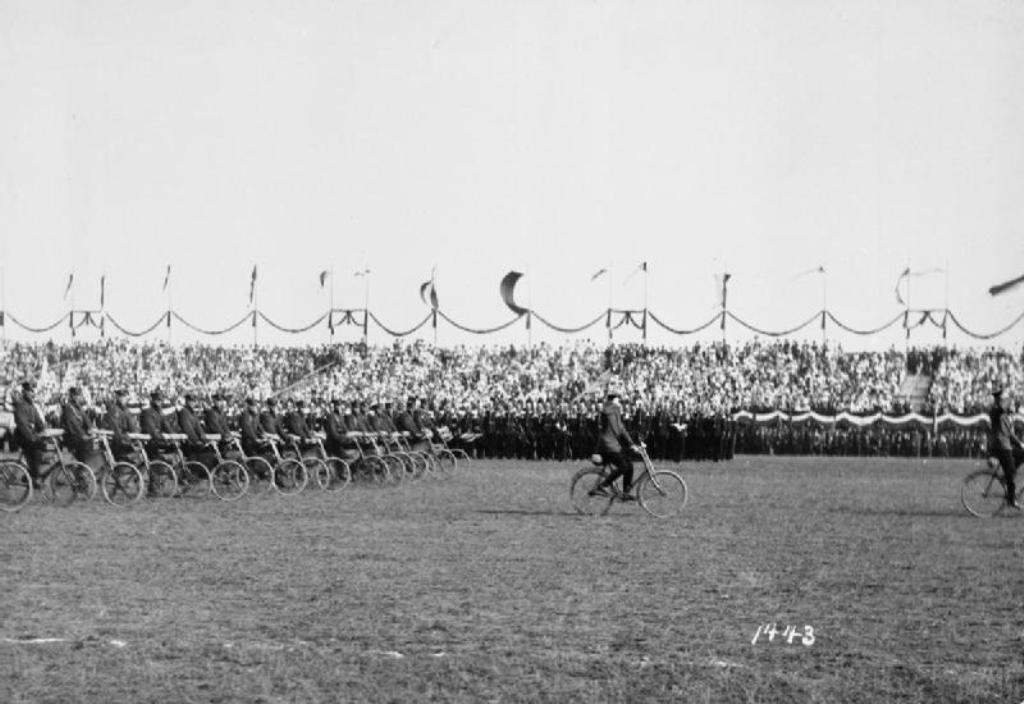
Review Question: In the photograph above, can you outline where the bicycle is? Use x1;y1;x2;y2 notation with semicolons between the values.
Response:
93;431;146;506
128;433;179;499
204;433;251;501
261;434;309;495
961;454;1024;517
39;429;99;507
0;457;33;512
306;434;352;491
342;431;392;484
163;433;214;499
570;443;688;518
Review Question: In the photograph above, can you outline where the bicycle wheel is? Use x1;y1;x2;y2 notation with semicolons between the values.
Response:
419;452;441;479
180;461;213;497
322;458;351;490
244;457;274;494
962;470;1007;518
407;452;429;480
146;461;179;498
570;468;614;516
211;460;249;501
382;455;405;484
637;470;688;518
272;458;308;495
434;449;457;473
45;462;94;507
101;463;145;506
0;460;33;512
301;457;329;491
361;456;390;484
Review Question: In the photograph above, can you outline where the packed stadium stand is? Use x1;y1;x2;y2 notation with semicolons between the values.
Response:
1;339;1021;460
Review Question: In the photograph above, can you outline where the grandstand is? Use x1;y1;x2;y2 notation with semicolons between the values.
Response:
1;338;1020;460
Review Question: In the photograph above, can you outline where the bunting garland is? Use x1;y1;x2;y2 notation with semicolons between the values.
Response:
0;270;1019;340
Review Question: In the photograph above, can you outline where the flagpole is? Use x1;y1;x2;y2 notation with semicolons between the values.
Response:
167;268;173;346
943;260;950;412
363;269;370;346
329;268;335;343
527;265;533;348
1;265;6;348
70;276;76;343
253;266;259;348
607;263;613;343
905;260;911;353
822;269;828;346
642;263;648;345
721;262;728;344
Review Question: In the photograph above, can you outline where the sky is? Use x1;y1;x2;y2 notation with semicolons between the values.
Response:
1;0;1023;350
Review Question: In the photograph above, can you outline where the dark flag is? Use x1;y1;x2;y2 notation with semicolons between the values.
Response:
989;273;1024;297
249;266;257;304
500;271;528;315
419;269;439;310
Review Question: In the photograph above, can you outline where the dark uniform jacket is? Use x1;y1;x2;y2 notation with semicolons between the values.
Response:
283;410;313;440
259;410;287;438
13;397;46;448
104;403;135;454
139;406;172;441
395;410;423;437
61;401;94;455
238;409;263;453
324;411;349;446
177;405;206;446
203;407;231;438
991;405;1022;452
598;401;634;454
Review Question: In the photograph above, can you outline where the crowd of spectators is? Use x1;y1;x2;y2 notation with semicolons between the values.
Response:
0;338;1020;460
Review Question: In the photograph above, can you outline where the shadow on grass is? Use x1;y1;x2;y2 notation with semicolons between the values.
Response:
829;506;972;518
474;508;579;517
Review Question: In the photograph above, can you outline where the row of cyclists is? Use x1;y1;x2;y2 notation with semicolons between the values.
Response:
10;380;456;492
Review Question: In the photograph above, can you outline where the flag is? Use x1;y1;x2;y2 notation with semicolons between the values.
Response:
419;268;439;310
499;271;528;315
714;272;732;309
319;270;330;288
590;268;608;282
623;261;647;285
794;265;826;279
63;273;74;301
163;265;171;291
100;275;105;308
249;265;257;304
892;266;909;304
989;273;1024;297
895;267;943;305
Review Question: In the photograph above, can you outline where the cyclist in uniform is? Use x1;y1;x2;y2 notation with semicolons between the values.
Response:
589;391;638;500
14;381;48;487
61;386;96;465
990;388;1024;509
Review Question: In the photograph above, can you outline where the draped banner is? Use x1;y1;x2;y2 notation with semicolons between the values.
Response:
0;268;1020;340
732;409;1024;429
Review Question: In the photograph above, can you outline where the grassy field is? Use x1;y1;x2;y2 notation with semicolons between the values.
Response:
1;455;1022;703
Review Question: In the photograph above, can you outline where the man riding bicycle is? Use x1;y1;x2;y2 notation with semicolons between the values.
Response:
990;388;1024;509
589;391;639;501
